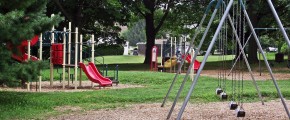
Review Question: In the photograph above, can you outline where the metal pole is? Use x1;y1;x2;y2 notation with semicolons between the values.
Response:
161;0;219;107
241;0;290;118
227;15;264;105
227;33;252;75
165;0;223;119
266;0;290;48
255;28;290;31
176;0;233;119
161;10;207;108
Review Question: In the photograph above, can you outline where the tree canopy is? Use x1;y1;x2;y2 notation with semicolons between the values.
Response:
47;0;130;44
121;19;146;46
120;0;207;64
0;0;62;86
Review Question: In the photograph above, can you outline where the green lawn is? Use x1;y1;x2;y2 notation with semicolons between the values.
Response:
94;55;236;65
1;55;290;120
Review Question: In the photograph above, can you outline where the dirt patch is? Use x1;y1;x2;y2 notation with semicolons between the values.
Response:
0;81;143;92
201;70;290;80
48;100;289;120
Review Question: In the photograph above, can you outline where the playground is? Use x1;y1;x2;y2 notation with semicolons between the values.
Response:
1;55;290;120
1;0;290;120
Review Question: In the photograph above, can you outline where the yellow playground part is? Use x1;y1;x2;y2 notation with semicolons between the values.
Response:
164;57;177;68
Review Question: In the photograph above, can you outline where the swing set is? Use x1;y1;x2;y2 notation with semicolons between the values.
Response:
161;0;290;119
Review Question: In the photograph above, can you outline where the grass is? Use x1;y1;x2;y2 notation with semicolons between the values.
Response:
1;55;290;119
94;55;236;65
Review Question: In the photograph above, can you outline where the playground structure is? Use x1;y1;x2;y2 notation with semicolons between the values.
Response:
151;36;201;73
9;15;119;91
9;35;39;62
46;22;118;90
161;0;290;119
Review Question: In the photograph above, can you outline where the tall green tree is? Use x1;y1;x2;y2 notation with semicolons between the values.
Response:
122;19;146;46
246;0;290;63
0;0;62;86
47;0;130;44
121;0;206;64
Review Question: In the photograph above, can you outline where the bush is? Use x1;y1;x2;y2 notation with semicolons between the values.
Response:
280;43;289;54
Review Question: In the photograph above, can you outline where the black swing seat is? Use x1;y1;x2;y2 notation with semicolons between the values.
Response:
216;88;223;95
229;101;238;110
235;107;246;117
219;92;228;100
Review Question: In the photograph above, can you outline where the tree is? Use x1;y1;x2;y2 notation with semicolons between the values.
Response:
0;0;62;86
246;0;290;63
121;0;206;64
122;19;146;46
47;0;130;44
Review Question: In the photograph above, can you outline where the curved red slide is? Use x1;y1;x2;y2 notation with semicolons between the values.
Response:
79;62;112;87
182;54;201;70
10;35;39;62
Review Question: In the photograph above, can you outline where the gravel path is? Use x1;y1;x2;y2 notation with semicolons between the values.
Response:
49;100;290;120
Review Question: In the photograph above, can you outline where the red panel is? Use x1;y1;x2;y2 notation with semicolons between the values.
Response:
57;51;63;58
51;44;56;51
21;35;39;46
52;51;56;58
51;43;64;65
56;44;63;51
58;58;63;65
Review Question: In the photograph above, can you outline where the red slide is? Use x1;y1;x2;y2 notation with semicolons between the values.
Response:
182;54;201;71
10;35;39;62
79;62;112;87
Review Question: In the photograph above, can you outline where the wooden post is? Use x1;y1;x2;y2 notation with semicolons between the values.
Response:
68;22;71;86
170;37;173;73
91;34;95;88
62;27;66;89
174;37;177;72
74;27;78;89
27;40;31;91
39;33;43;91
79;35;83;87
50;14;55;86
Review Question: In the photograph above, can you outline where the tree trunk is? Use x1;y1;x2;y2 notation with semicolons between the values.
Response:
144;13;156;64
247;1;259;63
21;79;26;88
74;0;84;31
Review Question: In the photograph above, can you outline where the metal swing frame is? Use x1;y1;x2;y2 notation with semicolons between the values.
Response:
161;0;290;119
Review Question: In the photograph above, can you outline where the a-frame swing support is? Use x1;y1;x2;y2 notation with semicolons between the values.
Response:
169;0;290;119
161;0;218;108
163;0;263;119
